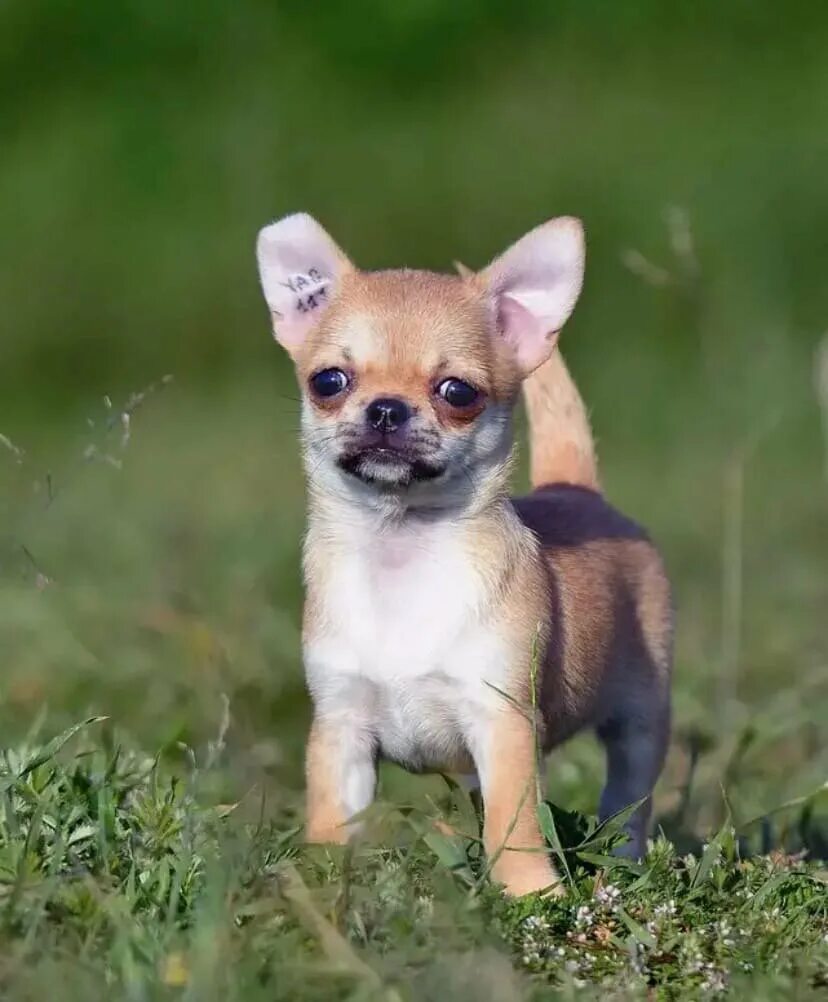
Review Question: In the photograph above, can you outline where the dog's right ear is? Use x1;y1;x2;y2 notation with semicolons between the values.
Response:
476;217;585;375
256;213;353;354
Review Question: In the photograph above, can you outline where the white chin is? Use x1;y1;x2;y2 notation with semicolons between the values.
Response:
357;456;410;485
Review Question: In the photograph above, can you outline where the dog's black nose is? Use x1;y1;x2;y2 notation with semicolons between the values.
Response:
366;397;411;434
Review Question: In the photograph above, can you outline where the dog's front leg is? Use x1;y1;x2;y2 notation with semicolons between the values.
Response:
472;707;563;897
305;715;377;843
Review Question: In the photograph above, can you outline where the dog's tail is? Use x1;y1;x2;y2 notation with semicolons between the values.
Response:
522;348;599;491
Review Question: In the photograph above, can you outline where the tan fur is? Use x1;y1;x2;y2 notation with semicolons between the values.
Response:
482;708;564;896
296;270;522;410
256;214;673;897
305;717;350;843
536;539;671;743
523;349;599;490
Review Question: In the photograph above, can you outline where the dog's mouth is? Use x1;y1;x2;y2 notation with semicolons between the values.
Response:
337;447;445;487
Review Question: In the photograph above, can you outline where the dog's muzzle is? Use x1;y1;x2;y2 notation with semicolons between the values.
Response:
337;447;445;486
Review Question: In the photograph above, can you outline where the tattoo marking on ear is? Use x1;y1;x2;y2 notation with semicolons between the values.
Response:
277;267;330;313
295;282;328;314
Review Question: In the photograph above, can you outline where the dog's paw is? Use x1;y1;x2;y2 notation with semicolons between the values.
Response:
305;823;349;845
492;856;565;898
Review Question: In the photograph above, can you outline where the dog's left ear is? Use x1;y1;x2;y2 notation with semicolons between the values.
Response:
256;213;353;355
477;217;585;375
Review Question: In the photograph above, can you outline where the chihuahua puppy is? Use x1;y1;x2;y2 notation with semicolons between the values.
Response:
256;214;672;896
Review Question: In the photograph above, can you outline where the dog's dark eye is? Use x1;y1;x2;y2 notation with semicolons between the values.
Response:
310;368;349;398
436;378;479;408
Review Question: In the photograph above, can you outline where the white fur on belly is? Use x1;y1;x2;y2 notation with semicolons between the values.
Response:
305;518;511;772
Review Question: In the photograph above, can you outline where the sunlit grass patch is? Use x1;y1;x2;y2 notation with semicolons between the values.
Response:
0;720;824;1000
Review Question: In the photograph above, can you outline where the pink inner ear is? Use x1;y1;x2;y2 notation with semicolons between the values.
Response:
498;294;557;373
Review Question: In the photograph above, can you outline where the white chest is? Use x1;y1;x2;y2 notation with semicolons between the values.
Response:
304;520;509;771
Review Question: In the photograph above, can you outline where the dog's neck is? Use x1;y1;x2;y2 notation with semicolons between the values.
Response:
302;447;534;607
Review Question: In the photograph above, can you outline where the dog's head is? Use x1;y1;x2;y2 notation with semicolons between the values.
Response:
256;214;584;509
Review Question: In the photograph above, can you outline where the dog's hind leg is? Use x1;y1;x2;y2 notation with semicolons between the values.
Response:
596;699;670;859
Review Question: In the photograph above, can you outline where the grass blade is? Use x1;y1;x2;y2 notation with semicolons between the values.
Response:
537;801;573;888
17;717;109;780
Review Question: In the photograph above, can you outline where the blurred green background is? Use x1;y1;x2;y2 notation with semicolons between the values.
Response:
1;1;826;843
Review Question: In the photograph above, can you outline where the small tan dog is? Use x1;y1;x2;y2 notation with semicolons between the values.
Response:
256;213;672;896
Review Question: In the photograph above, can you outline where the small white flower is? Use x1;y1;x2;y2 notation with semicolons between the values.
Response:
717;919;731;937
701;965;728;994
595;883;622;909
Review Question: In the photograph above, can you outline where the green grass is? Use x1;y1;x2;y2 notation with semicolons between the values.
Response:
0;717;824;1000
